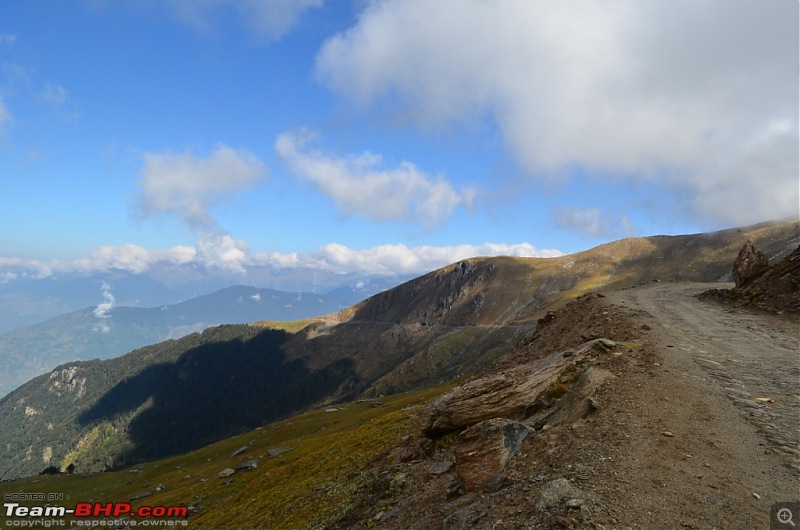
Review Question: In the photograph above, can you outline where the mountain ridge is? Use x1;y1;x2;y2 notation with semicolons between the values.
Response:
0;219;796;480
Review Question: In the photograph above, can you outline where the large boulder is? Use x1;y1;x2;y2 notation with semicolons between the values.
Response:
732;241;769;287
454;418;533;492
424;339;616;435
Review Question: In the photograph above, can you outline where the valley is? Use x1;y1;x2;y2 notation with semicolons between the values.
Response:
0;219;797;528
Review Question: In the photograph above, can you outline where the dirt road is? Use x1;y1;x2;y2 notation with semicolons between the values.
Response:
342;281;799;529
598;282;799;528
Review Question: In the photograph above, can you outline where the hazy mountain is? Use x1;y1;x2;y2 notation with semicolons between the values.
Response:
0;219;796;480
0;267;411;334
0;282;404;397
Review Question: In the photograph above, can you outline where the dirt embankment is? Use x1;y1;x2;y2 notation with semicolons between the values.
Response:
339;282;799;529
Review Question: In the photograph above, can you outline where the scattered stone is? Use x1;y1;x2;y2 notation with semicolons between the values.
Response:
662;431;675;437
268;447;292;458
370;402;385;408
236;459;258;470
324;407;340;413
752;492;761;500
442;501;487;529
565;498;585;508
428;461;454;475
155;483;165;492
218;468;235;478
129;491;153;501
230;446;247;458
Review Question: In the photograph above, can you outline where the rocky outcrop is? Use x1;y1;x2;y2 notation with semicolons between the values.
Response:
732;241;769;287
538;366;615;428
701;244;800;314
454;419;533;492
424;339;617;435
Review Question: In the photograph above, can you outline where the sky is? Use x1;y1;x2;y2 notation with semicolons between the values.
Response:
0;0;798;280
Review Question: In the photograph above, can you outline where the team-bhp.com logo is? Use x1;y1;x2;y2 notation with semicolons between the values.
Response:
4;501;188;527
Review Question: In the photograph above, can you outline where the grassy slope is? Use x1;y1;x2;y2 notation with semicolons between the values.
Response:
0;384;453;529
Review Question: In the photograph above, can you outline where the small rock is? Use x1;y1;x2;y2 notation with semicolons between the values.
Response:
236;459;258;470
662;431;674;437
268;447;292;457
752;492;761;500
565;498;584;508
130;491;153;501
324;407;340;413
429;461;454;475
155;483;165;492
533;478;590;512
218;468;235;478
230;446;247;458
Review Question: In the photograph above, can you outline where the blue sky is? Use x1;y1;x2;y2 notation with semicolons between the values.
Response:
1;0;797;278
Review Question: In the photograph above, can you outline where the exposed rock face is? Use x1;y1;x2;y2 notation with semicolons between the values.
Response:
732;241;769;287
424;339;616;435
454;418;533;492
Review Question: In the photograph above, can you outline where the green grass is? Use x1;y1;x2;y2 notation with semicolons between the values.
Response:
0;384;453;530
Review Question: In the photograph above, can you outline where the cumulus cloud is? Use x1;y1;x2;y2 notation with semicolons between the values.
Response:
195;232;249;274
315;0;799;225
276;130;474;228
159;0;323;40
134;144;267;229
73;244;196;274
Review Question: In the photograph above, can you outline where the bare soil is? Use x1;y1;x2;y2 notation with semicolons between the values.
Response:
341;282;799;529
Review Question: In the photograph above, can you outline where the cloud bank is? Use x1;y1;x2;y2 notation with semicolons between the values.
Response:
276;130;474;228
315;0;799;225
0;241;561;279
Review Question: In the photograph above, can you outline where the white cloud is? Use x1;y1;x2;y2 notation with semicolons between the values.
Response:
276;130;474;228
135;144;267;229
93;281;116;333
553;207;639;238
315;0;799;225
73;244;196;274
257;241;561;275
2;240;561;279
40;82;69;106
195;232;249;273
161;0;323;40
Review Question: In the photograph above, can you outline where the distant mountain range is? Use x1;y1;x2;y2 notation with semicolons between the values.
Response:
0;280;407;397
0;219;796;480
0;268;412;334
